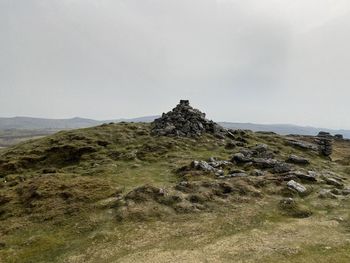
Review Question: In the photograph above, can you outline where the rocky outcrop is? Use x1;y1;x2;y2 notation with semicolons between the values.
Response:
151;100;227;137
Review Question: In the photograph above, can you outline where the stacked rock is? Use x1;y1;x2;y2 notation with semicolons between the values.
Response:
151;100;227;137
334;134;344;140
316;131;333;157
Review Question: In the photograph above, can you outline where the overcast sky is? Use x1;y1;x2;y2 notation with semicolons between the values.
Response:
1;0;350;129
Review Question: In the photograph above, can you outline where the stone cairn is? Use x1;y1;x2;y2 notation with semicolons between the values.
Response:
151;100;227;137
316;131;333;157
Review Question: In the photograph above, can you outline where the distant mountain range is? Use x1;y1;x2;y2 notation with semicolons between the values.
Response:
0;116;349;139
0;116;159;130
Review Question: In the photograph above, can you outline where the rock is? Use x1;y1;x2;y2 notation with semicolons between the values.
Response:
225;141;237;149
341;188;350;196
286;139;318;151
151;100;227;137
191;161;216;172
287;155;310;165
232;153;252;163
330;188;343;195
252;169;265;176
215;169;225;176
229;169;246;174
272;162;293;173
251;144;274;159
317;131;332;138
253;158;279;169
227;172;248;178
207;159;231;169
315;133;333;157
288;171;317;182
323;177;344;188
334;134;344;140
319;189;338;199
287;180;307;194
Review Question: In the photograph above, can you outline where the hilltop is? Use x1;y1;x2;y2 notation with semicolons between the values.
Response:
0;101;350;262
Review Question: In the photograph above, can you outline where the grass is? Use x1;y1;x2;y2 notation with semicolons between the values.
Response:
0;123;350;262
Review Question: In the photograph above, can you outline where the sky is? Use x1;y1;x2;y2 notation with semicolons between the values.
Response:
1;0;350;129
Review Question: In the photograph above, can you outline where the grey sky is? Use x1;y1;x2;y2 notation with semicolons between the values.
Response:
1;0;350;129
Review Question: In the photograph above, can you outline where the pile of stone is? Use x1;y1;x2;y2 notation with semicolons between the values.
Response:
151;100;227;137
316;131;333;157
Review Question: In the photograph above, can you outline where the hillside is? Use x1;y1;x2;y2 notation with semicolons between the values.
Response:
0;102;350;262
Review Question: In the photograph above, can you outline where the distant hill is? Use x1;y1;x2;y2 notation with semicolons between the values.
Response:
0;116;349;139
0;117;101;130
219;122;350;139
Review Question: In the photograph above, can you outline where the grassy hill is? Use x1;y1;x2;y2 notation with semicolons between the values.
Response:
1;117;350;149
0;123;349;262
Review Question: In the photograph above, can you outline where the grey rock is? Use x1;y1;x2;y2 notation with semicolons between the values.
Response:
251;144;274;158
315;134;333;157
287;180;307;194
228;172;248;178
323;177;344;188
208;160;231;168
317;131;332;138
191;161;216;172
319;189;338;199
286;139;318;151
272;162;293;173
253;158;279;169
232;153;253;163
342;188;350;196
288;171;317;182
287;155;310;165
334;134;344;140
215;169;225;176
230;169;246;174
